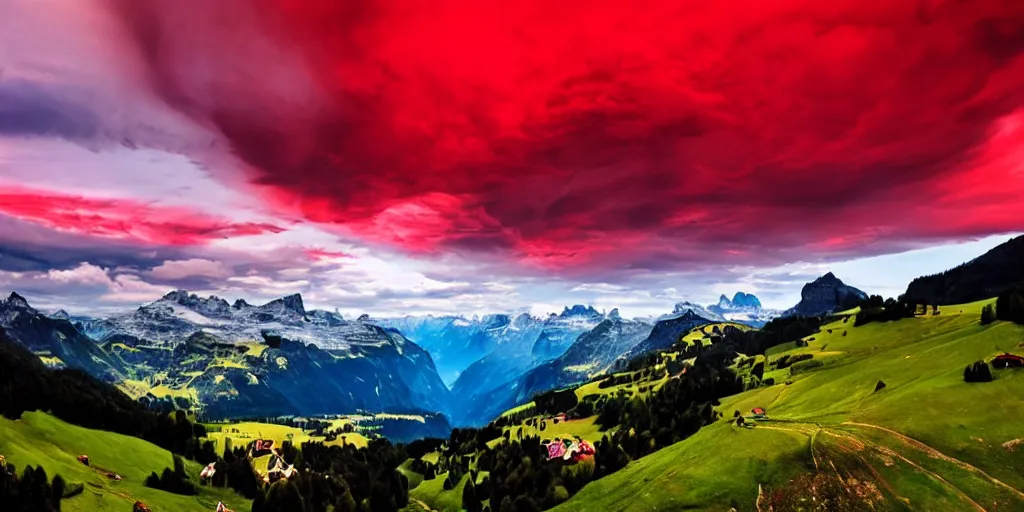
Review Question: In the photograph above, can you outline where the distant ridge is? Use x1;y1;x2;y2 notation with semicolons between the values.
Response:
905;235;1024;305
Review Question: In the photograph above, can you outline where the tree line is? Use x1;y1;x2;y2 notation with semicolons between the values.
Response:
0;328;208;460
0;463;80;512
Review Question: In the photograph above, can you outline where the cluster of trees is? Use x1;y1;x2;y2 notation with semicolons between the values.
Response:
532;388;579;416
144;455;198;496
246;438;411;512
981;304;998;325
751;316;822;351
854;296;916;326
0;463;79;512
0;329;208;460
995;289;1024;325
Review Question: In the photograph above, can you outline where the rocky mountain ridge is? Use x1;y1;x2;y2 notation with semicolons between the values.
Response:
783;273;868;317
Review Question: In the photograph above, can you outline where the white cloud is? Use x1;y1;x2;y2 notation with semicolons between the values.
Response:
41;262;111;285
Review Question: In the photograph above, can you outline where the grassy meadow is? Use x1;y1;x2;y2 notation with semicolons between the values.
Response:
0;412;250;512
555;299;1024;511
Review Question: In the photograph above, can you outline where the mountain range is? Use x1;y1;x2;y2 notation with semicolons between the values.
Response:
0;272;871;430
0;290;453;439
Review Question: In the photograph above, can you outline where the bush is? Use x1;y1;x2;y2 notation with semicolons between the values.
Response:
550;485;570;505
963;361;993;383
750;361;765;380
773;353;813;369
561;457;595;493
874;380;886;392
144;455;198;496
981;304;997;325
762;378;775;386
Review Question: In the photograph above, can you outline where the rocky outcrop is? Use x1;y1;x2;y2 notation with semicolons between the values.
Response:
783;273;867;317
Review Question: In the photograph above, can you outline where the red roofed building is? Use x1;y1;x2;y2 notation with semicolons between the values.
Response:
992;353;1024;369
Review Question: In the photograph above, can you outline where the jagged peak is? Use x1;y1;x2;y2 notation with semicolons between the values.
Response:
259;293;305;315
672;301;706;313
561;304;601;317
232;299;251;309
729;291;762;309
162;288;187;298
607;308;621;320
157;289;231;310
2;291;33;310
814;272;841;285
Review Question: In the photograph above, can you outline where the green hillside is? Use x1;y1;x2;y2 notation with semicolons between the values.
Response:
554;299;1024;511
0;411;250;512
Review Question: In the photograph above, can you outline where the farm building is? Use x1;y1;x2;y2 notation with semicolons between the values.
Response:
991;353;1024;369
750;407;768;419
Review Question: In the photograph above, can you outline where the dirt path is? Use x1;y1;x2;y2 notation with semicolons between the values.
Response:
753;420;1019;511
410;498;433;511
819;428;987;512
842;421;1024;502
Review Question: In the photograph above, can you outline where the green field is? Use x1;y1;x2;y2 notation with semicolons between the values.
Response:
0;412;250;512
555;299;1024;511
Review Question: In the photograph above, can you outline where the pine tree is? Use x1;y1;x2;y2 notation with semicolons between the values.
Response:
981;304;997;325
462;477;481;512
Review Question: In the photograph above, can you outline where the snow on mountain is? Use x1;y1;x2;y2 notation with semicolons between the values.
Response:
706;292;779;328
90;289;400;352
531;305;606;361
659;301;725;322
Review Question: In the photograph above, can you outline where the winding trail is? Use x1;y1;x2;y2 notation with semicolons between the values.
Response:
752;419;1024;511
842;421;1024;502
410;498;434;511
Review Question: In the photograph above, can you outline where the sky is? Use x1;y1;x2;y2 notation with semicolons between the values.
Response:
0;0;1022;319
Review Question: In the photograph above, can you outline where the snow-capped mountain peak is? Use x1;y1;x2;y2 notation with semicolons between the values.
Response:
560;304;602;318
706;291;777;327
2;292;34;312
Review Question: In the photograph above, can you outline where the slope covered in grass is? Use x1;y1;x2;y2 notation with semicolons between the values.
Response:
0;411;250;512
555;299;1024;511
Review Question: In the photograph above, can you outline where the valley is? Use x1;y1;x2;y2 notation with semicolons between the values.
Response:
2;236;1024;511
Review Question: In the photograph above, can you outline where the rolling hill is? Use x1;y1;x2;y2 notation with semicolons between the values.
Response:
554;299;1024;511
0;411;251;512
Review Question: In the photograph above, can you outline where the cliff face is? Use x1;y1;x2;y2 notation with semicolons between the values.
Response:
784;273;867;317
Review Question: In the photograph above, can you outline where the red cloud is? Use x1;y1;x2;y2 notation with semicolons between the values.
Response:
304;248;354;261
0;186;283;245
110;0;1024;272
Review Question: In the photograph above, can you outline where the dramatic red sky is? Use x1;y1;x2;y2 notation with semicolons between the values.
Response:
0;0;1022;315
